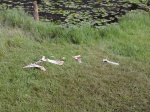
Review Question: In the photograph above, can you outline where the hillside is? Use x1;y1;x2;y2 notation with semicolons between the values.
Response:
0;9;150;111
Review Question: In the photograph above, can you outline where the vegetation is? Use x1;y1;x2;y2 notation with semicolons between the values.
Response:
0;9;150;111
0;0;150;27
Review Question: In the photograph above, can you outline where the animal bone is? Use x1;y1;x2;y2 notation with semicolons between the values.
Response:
23;55;64;72
72;55;82;63
36;56;64;65
23;63;46;71
46;59;64;65
103;59;119;65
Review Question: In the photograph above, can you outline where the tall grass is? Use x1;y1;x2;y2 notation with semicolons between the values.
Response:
0;9;99;44
0;9;150;61
98;10;150;62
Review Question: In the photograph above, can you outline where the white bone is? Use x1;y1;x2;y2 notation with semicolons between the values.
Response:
23;56;64;72
46;59;64;65
72;55;82;63
36;56;64;65
23;63;46;71
103;59;119;65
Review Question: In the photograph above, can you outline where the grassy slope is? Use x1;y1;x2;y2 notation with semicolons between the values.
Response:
0;9;150;112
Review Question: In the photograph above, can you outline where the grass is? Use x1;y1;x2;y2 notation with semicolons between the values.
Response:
0;9;150;112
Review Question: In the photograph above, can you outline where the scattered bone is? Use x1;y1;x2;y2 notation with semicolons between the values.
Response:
23;63;46;71
103;59;119;65
35;56;64;65
72;55;82;63
23;56;64;71
46;59;64;65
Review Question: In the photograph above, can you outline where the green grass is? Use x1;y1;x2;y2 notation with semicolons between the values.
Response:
0;9;150;112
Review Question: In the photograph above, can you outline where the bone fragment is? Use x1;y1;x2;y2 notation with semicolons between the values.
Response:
103;59;119;65
46;59;64;65
72;55;82;63
23;63;46;71
36;56;64;65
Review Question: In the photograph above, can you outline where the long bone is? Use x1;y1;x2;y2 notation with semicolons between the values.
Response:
23;63;46;71
103;59;119;65
35;56;64;65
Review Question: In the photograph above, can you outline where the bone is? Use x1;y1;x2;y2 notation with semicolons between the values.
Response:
72;55;82;63
23;56;64;72
35;56;64;65
23;63;46;71
46;59;64;65
103;59;119;65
